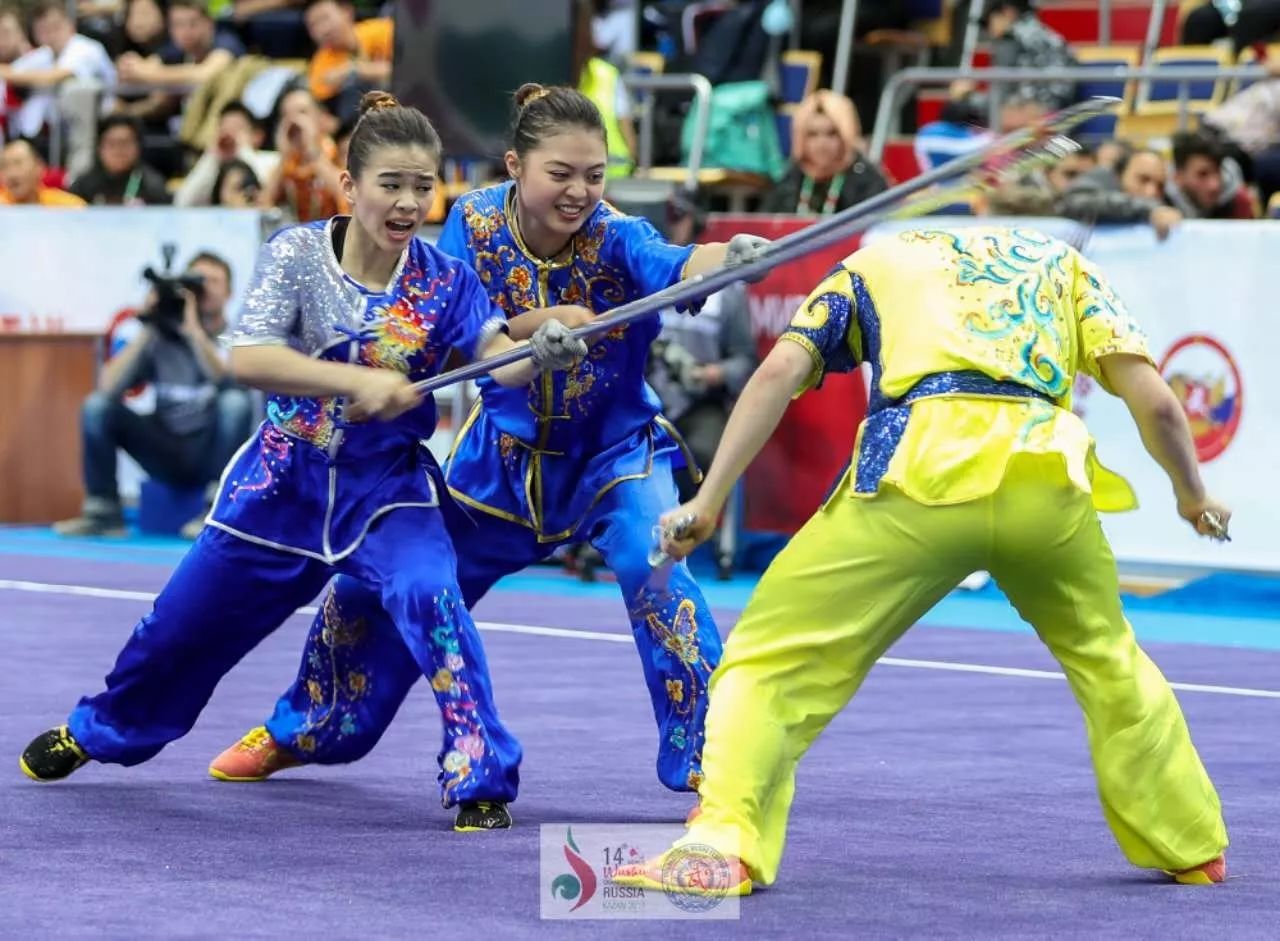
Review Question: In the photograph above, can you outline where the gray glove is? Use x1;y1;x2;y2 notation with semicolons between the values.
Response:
724;233;771;269
529;319;588;371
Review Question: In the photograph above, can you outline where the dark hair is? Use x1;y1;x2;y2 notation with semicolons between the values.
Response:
510;83;605;158
982;0;1032;26
1171;130;1223;171
29;0;69;24
187;250;233;288
211;157;260;206
4;136;46;164
219;100;256;125
97;114;142;144
167;0;213;18
344;90;442;178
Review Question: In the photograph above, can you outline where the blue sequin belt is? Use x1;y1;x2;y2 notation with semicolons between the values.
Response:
853;370;1056;494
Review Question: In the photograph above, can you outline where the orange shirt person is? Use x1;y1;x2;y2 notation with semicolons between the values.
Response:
304;0;392;104
0;138;86;206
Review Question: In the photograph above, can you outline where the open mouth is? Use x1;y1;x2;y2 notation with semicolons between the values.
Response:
386;219;416;240
555;203;586;222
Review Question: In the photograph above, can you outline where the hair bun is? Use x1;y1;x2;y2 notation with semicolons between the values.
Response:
514;83;550;110
358;90;400;118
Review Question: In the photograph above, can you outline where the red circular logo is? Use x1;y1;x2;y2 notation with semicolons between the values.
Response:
1157;334;1243;463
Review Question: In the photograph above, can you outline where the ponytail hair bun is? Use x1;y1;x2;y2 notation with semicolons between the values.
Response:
358;90;401;119
513;83;551;111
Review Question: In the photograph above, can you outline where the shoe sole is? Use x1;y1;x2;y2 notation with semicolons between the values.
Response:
208;767;274;782
454;812;515;833
18;755;87;782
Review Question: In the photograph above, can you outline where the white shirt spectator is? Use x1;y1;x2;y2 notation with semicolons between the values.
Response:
11;33;117;138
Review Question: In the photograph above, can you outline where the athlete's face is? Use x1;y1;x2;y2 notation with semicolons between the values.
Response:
505;128;607;254
343;143;438;256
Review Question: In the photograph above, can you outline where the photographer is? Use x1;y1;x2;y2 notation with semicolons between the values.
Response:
55;251;256;539
648;189;757;501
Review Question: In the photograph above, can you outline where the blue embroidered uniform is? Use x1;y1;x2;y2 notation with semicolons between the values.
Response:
263;184;724;793
67;220;523;807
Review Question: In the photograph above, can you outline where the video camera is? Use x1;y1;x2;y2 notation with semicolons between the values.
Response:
138;242;204;335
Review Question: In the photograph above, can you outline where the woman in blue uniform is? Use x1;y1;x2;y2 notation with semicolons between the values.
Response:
209;84;770;827
19;91;590;834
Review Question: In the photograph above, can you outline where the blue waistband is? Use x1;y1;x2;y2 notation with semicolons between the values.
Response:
852;370;1057;496
871;370;1055;415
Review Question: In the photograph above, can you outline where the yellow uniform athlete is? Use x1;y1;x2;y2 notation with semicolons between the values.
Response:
615;225;1230;895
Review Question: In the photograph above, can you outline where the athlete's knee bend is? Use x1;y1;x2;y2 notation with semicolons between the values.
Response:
330;574;384;618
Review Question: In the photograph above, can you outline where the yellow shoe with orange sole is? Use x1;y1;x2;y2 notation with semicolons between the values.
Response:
208;726;302;782
1168;855;1227;885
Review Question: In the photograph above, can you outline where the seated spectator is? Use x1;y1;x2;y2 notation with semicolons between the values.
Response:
70;113;172;204
121;0;171;57
54;251;256;540
1165;129;1256;219
914;98;994;172
0;6;32;138
951;0;1075;112
758;89;887;215
1039;139;1096;194
212;155;261;204
258;85;346;221
0;137;86;205
0;1;116;179
303;0;391;124
648;187;757;501
1203;64;1280;204
1059;146;1184;239
174;100;279;205
115;0;244;134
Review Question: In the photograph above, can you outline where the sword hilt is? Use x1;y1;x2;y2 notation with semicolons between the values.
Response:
1199;510;1231;543
646;513;698;569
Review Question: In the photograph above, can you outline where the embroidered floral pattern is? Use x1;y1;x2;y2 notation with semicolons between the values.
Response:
228;423;294;501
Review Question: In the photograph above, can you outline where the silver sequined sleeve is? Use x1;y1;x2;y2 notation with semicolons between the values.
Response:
231;228;303;347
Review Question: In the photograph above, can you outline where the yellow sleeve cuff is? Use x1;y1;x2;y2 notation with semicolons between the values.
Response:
777;332;825;397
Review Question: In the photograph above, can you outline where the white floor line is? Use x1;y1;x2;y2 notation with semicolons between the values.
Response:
4;578;1279;700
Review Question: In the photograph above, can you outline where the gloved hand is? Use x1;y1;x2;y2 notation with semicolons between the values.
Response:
724;233;771;269
529;319;588;371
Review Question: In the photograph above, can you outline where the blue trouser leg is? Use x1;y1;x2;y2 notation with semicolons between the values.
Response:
590;455;724;793
67;507;521;809
265;510;541;803
338;508;524;807
69;527;333;764
264;581;424;765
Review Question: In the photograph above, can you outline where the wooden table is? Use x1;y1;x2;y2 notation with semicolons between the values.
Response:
0;333;100;524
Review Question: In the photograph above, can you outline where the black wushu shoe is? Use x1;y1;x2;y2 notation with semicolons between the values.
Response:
454;800;513;832
20;725;91;781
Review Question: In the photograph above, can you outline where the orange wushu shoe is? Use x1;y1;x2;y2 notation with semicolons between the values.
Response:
1168;855;1227;885
208;726;302;782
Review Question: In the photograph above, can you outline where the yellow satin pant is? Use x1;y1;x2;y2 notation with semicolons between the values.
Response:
683;455;1228;885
